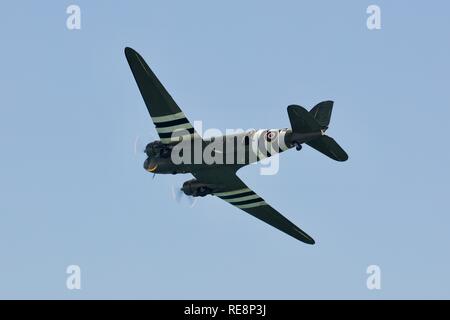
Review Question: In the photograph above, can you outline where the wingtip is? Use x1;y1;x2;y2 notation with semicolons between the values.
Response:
124;46;137;57
337;151;349;162
293;226;316;245
303;236;315;245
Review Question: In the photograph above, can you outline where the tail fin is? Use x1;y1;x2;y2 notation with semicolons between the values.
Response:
287;105;322;134
287;101;348;162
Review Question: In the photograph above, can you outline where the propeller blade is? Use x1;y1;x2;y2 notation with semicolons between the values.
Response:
188;197;198;208
171;185;197;207
171;185;183;203
133;133;158;156
133;135;145;156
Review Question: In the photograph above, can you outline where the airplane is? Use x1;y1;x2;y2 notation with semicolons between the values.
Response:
124;47;348;245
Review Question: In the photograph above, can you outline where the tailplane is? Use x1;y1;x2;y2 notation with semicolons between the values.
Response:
306;135;348;162
287;101;348;162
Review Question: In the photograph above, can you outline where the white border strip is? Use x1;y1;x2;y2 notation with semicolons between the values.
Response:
156;123;193;133
214;188;251;197
236;201;267;209
152;112;186;123
225;194;260;203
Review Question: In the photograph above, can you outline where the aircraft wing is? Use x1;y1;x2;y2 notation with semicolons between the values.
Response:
191;168;315;244
125;47;199;144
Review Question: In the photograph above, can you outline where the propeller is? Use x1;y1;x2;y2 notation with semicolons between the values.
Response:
133;135;146;156
171;185;198;208
133;133;158;157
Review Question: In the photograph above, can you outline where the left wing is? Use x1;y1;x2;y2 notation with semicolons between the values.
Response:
191;168;315;244
125;47;199;144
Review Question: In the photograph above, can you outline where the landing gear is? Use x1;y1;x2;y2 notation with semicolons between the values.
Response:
293;142;302;151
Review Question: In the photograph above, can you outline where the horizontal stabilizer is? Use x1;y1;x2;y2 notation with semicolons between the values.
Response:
307;135;348;162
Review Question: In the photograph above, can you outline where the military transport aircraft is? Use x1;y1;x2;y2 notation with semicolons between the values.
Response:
125;47;348;245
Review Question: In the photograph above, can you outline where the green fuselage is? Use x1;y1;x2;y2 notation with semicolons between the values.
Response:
143;128;322;175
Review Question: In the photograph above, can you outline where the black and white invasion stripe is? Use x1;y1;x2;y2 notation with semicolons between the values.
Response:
252;129;290;162
213;188;267;209
152;112;196;143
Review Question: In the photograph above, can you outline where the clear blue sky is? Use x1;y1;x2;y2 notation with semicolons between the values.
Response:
1;1;449;299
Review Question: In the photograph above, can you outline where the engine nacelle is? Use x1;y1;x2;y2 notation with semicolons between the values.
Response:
145;141;171;158
181;179;213;197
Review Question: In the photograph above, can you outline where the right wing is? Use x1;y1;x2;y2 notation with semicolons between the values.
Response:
125;47;199;144
192;168;315;245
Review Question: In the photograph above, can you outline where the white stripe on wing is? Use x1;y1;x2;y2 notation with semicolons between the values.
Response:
213;188;251;197
235;201;267;209
152;112;186;123
225;194;260;203
156;123;193;133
